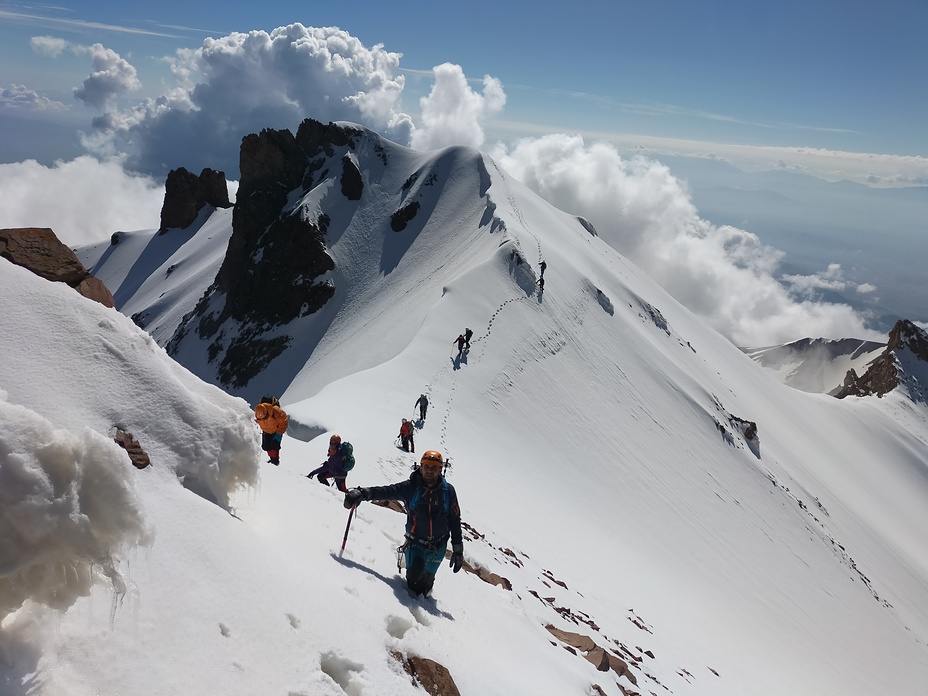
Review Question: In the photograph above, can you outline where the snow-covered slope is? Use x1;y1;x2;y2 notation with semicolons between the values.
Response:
79;205;234;344
7;124;928;696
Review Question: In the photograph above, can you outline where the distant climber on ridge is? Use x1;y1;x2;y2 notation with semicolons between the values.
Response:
415;393;429;421
399;418;415;453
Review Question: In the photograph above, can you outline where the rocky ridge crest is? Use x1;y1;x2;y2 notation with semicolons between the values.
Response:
167;119;365;388
835;319;928;400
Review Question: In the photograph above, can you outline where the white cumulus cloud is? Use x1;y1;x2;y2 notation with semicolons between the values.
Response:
0;157;164;245
491;133;881;345
781;263;847;294
0;84;67;111
72;43;141;110
30;35;69;57
410;63;506;151
82;24;416;177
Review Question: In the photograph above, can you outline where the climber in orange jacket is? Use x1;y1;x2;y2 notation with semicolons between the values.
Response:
255;395;289;465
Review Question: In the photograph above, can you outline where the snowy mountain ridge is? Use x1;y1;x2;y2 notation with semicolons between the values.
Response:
2;120;928;695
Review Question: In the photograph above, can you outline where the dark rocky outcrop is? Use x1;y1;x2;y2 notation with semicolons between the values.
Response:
887;319;928;359
577;216;598;236
340;155;363;200
391;201;420;231
159;167;232;232
167;119;364;389
730;415;757;441
114;428;151;469
391;651;461;696
0;227;115;308
835;320;928;399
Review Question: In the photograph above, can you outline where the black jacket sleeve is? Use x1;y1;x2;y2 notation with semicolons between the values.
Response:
446;484;463;546
365;478;413;505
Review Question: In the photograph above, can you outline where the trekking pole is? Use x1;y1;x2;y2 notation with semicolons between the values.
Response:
340;505;356;556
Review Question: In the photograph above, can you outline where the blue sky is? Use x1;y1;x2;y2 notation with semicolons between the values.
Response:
1;0;926;332
2;0;926;164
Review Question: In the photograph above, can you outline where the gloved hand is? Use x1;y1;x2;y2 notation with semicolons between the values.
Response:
344;487;368;509
272;432;283;444
449;543;464;573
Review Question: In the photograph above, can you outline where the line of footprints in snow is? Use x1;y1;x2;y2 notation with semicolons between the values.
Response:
267;291;720;694
274;490;722;696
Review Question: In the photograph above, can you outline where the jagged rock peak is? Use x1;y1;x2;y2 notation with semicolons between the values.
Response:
0;227;115;308
295;118;362;156
238;128;301;196
835;319;928;399
168;119;366;389
159;167;232;232
886;319;928;360
238;119;363;197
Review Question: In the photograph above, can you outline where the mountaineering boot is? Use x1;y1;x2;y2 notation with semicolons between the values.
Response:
408;571;434;597
406;556;426;594
417;572;435;596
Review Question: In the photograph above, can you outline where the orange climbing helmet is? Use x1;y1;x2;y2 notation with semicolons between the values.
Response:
420;450;443;468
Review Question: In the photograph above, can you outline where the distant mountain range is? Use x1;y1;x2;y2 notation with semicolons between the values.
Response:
743;337;885;394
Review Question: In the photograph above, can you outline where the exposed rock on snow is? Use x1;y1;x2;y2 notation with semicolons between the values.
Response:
113;427;151;469
0;227;115;308
545;625;636;685
391;200;420;231
391;650;461;696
